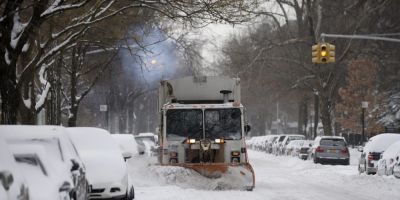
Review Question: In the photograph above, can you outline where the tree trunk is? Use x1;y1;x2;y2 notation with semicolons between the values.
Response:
313;93;319;139
0;76;19;124
0;55;19;124
319;94;333;136
68;106;78;127
68;48;78;127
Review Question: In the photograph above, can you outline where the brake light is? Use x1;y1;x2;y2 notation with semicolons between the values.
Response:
231;151;240;156
341;148;349;154
368;153;373;161
316;146;324;153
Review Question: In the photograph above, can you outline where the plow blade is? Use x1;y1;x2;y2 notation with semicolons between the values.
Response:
161;163;255;191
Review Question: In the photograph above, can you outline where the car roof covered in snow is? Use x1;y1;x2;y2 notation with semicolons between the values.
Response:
381;140;400;160
365;133;400;153
112;134;139;156
0;125;82;176
67;127;127;184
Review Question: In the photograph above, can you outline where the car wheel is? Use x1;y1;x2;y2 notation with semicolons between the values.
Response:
313;156;318;164
344;159;350;166
126;186;134;200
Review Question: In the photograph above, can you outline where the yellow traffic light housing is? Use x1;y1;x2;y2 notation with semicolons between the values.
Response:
312;43;335;64
312;44;320;63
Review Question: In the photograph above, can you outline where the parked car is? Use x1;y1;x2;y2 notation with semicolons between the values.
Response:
284;140;302;156
1;125;88;200
377;140;400;176
265;135;279;153
310;136;349;165
273;135;306;156
359;133;400;175
112;134;139;158
394;160;400;178
67;127;135;200
285;140;312;157
135;133;157;156
0;136;29;200
272;135;286;155
9;143;72;200
298;140;313;160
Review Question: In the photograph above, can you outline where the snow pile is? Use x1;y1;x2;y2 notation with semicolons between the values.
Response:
148;165;251;190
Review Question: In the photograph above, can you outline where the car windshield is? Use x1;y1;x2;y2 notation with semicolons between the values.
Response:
135;136;155;143
320;138;346;146
205;108;242;140
166;109;203;140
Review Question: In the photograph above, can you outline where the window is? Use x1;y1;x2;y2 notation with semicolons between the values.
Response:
205;108;242;140
320;138;346;146
166;109;203;140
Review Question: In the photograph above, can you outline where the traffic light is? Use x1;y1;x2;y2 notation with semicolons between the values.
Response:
311;43;335;64
312;44;320;63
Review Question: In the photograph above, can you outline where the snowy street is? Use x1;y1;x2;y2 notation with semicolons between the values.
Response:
128;149;400;200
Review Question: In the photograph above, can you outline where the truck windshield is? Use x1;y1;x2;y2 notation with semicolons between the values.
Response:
166;109;203;140
205;108;242;140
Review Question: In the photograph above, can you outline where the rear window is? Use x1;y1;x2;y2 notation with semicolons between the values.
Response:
279;136;286;142
320;138;346;146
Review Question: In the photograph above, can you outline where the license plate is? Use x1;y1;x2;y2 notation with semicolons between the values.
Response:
328;149;337;153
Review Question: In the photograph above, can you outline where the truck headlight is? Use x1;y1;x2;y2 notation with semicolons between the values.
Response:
187;139;196;144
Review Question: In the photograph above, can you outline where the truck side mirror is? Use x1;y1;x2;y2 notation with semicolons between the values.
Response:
244;125;251;133
0;170;14;191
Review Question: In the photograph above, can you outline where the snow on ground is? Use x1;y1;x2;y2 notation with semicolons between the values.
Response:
127;149;400;200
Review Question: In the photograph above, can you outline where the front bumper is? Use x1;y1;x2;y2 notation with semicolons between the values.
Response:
316;156;349;164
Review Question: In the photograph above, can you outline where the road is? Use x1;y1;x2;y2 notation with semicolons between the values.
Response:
127;149;400;200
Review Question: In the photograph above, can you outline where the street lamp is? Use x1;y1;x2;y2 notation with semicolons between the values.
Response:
361;101;369;144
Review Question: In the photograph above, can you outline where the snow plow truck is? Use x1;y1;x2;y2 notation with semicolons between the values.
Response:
157;76;255;191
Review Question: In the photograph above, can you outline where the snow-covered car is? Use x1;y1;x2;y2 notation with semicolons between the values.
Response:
135;133;157;156
273;135;306;156
265;135;279;154
0;136;29;200
9;143;72;200
394;160;400;178
311;136;349;165
298;140;313;160
1;125;88;200
358;133;400;175
112;134;139;158
281;135;306;155
246;136;269;151
285;140;310;157
67;127;135;200
377;140;400;176
272;135;286;155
